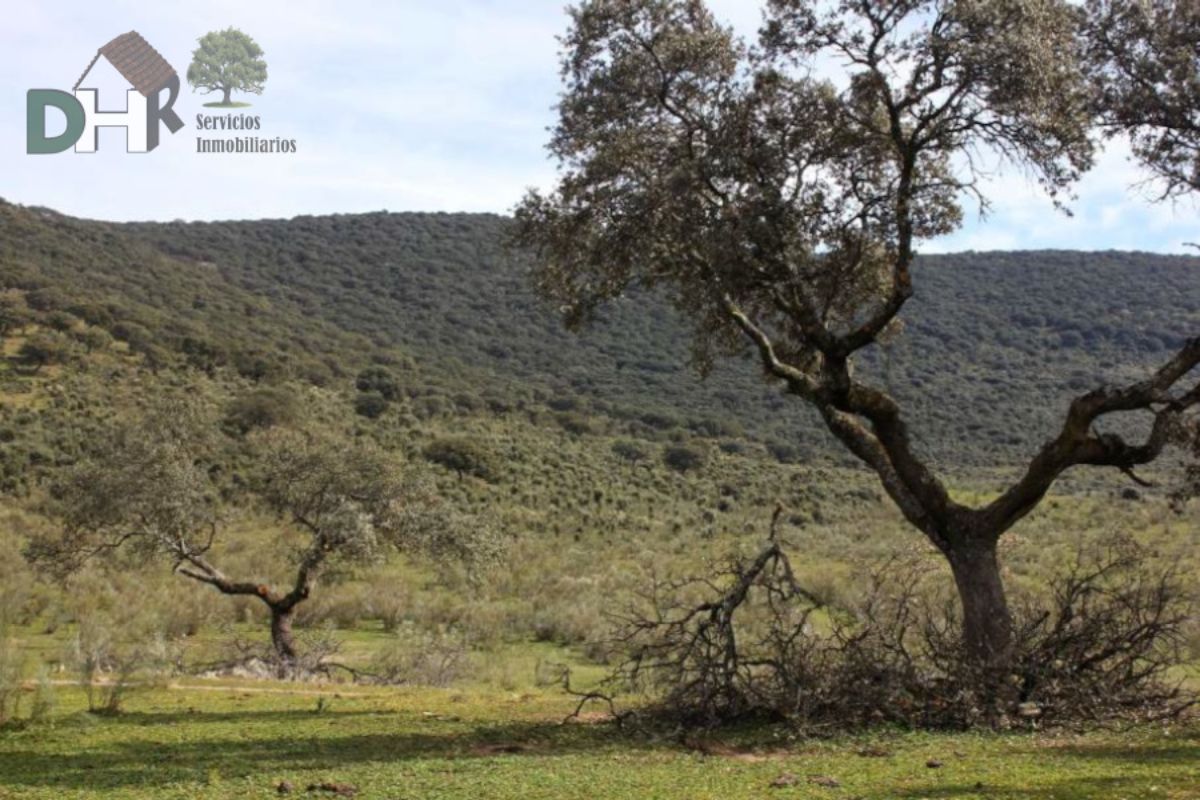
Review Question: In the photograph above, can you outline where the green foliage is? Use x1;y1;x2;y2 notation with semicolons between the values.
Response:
18;332;71;372
186;28;267;104
0;205;1134;479
1087;0;1200;197
353;391;390;419
369;622;471;687
514;0;1093;370
27;399;221;577
0;290;32;336
222;386;300;435
766;440;806;465
356;367;402;401
0;202;400;396
28;666;56;723
611;439;650;464
253;427;497;570
663;443;706;474
73;326;112;354
422;437;499;482
555;411;594;436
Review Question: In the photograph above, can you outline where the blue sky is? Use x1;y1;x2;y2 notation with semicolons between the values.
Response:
1;0;1196;253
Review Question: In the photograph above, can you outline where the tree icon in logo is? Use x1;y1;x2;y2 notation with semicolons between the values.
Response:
186;28;267;108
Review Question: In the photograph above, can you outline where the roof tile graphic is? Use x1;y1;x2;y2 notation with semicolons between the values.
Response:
73;31;177;96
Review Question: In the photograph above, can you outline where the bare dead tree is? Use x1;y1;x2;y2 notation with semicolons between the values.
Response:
1007;536;1195;723
603;522;1192;731
607;507;823;725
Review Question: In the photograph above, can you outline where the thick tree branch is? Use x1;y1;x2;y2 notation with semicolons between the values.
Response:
980;337;1200;532
817;403;950;550
723;296;820;398
177;555;279;605
837;377;961;530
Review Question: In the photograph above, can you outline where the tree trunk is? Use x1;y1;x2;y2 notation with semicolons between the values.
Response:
270;606;298;666
221;86;232;105
946;539;1014;667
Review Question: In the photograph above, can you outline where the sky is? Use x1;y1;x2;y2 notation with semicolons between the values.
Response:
1;0;1196;253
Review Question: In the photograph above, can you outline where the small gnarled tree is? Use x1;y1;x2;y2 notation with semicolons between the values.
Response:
28;403;497;667
515;0;1200;668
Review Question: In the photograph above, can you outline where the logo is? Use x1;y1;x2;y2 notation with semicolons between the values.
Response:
26;28;295;157
186;28;268;108
26;31;184;154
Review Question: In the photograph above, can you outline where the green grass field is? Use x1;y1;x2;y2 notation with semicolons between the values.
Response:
1;679;1197;800
1;330;1197;799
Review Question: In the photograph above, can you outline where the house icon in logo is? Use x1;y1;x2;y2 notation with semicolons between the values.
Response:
75;31;179;99
27;31;184;154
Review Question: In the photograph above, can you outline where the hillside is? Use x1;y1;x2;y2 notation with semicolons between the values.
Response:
126;210;1200;466
1;198;1198;474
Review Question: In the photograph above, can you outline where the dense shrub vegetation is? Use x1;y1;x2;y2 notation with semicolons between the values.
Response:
0;199;1195;474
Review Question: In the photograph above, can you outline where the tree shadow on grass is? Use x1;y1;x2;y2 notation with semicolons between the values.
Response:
1050;727;1200;765
4;710;1197;794
891;728;1200;800
894;775;1181;800
94;709;388;727
0;712;643;791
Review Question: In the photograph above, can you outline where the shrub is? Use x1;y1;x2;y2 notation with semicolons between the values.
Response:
0;633;25;726
355;367;401;401
0;292;32;335
556;411;594;436
109;320;154;350
365;577;413;632
29;666;57;723
45;311;78;332
547;396;580;412
231;350;283;383
611;439;649;464
369;623;471;687
74;327;113;353
67;617;175;715
663;444;706;474
688;417;742;438
223;387;300;435
766;440;806;464
718;439;748;455
18;333;71;372
639;411;681;431
422;437;498;482
353;391;390;419
69;618;122;714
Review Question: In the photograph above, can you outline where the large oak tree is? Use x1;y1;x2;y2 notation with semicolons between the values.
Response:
515;0;1200;666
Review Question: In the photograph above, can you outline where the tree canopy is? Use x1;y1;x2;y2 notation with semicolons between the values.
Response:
187;28;268;105
1087;0;1200;198
27;401;499;663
